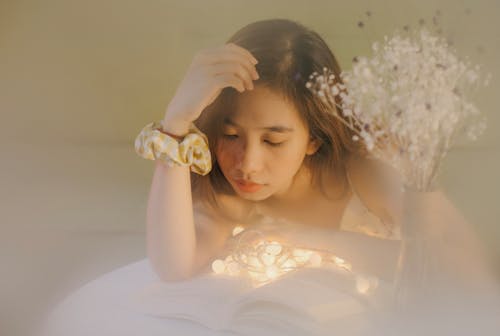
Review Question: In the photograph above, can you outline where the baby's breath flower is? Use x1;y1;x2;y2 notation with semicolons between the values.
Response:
306;26;489;191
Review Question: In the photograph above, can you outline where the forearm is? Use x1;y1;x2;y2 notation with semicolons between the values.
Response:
403;189;495;286
146;160;196;282
280;225;401;282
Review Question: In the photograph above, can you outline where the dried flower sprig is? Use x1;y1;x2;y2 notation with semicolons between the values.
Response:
306;26;490;192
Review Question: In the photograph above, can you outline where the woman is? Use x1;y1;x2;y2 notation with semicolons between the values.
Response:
41;18;498;336
145;18;404;283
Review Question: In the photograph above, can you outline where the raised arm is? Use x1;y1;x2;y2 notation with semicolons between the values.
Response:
144;43;259;281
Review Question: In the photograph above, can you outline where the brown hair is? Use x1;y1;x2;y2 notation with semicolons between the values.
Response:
191;18;366;214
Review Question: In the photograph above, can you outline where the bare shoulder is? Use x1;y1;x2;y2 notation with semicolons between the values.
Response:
346;156;404;226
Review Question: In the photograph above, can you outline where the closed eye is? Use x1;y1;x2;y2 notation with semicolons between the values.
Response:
265;140;284;147
222;134;284;147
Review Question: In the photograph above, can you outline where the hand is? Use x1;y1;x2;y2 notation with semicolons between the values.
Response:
163;43;260;133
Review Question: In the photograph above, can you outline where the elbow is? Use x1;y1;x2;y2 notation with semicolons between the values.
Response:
147;255;195;283
153;262;194;283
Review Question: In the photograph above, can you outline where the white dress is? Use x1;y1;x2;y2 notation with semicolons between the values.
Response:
39;192;500;336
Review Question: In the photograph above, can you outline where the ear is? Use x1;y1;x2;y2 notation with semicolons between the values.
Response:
305;136;322;155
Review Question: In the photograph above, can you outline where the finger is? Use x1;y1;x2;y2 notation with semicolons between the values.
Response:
202;46;259;81
213;72;246;93
225;42;258;65
224;43;260;80
209;61;255;90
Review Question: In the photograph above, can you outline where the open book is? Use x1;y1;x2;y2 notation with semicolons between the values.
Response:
129;266;393;336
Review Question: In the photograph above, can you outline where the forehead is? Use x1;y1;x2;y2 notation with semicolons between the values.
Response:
227;86;304;129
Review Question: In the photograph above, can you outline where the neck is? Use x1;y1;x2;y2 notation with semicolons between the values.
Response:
264;164;314;208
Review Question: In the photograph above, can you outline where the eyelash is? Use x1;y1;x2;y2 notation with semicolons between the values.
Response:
223;134;284;147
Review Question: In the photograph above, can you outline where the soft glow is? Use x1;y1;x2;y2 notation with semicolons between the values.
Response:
265;241;282;255
332;256;353;271
310;252;322;267
226;261;241;276
211;225;373;289
356;275;379;294
356;276;371;294
211;259;225;274
232;225;245;236
260;252;276;266
292;248;313;263
266;265;279;279
333;256;345;264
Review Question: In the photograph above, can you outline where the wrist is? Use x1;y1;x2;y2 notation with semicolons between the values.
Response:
161;118;191;137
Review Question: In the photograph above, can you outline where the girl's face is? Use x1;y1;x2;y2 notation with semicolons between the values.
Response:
215;86;320;202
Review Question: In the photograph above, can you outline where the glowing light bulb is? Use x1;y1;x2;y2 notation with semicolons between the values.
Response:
266;265;279;279
333;256;352;271
293;248;313;263
356;275;378;294
248;270;269;283
232;226;245;236
265;242;282;255
227;261;241;275
356;276;371;294
248;256;263;268
212;259;226;274
333;256;345;264
282;258;297;269
260;252;276;266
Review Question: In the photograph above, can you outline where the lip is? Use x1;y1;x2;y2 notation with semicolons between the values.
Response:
234;179;263;193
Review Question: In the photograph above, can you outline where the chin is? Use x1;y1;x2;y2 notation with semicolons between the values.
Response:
246;194;269;202
231;186;271;202
234;190;268;202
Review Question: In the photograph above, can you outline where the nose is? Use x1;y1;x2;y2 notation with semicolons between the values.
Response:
235;140;263;180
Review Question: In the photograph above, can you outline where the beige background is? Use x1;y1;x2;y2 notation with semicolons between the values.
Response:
1;0;499;335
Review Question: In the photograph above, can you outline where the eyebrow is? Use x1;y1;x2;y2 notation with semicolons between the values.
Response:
223;117;294;133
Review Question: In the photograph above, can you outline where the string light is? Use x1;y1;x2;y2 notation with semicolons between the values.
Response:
211;224;379;294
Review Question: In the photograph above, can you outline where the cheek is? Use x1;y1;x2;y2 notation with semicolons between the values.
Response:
215;141;239;170
266;146;306;178
277;142;307;163
283;151;306;172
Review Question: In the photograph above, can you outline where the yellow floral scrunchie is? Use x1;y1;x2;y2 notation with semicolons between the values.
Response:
134;120;212;175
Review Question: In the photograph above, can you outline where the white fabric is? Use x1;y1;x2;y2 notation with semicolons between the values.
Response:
39;193;500;336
